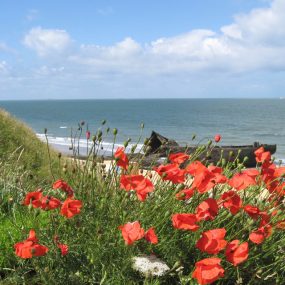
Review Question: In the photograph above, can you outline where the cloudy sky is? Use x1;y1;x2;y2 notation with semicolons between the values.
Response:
0;0;284;99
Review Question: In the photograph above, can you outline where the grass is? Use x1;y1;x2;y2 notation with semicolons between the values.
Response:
0;110;285;284
0;109;59;184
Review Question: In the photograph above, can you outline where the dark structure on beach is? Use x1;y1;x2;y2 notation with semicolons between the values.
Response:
141;131;276;168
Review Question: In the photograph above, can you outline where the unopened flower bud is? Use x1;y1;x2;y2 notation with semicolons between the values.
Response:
113;128;118;136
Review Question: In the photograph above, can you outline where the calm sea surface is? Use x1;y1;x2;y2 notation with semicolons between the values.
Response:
1;99;285;162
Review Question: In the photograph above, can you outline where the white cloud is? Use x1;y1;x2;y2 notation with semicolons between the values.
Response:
23;27;72;56
61;0;285;75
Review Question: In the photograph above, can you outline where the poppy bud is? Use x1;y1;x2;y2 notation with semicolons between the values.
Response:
92;135;97;142
58;152;62;159
86;131;91;140
214;134;221;142
113;128;118;136
229;151;234;157
141;123;144;129
192;134;196;140
124;141;128;148
106;127;110;133
131;145;137;153
81;121;85;126
144;138;149;145
243;156;249;163
101;119;106;125
44;128;47;134
207;140;212;147
97;130;102;138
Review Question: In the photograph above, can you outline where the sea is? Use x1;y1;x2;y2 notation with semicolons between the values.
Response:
0;99;284;164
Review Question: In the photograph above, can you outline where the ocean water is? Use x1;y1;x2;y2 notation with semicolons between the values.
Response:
0;99;285;162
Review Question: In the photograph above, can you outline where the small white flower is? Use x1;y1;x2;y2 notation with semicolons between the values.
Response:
132;254;170;277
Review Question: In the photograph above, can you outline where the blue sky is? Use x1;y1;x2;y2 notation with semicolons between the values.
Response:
0;0;284;99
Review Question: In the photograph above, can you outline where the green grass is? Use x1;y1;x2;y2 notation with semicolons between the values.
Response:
0;109;59;184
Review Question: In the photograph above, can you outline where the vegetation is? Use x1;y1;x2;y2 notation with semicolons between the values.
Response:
1;110;285;284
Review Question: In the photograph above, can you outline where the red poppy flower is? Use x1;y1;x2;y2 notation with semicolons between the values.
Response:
118;221;145;245
23;190;43;208
192;257;224;285
169;152;189;165
172;213;199;231
144;227;158;244
53;179;74;198
243;205;260;220
120;175;154;201
176;187;195;200
191;166;227;194
221;191;243;215
254;147;271;163
214;134;221;143
154;163;186;184
185;160;207;176
58;243;69;256
86;130;91;140
195;198;219;222
40;196;61;210
249;224;272;244
114;147;129;170
228;169;259;191
196;228;227;254
14;230;48;259
225;240;249;266
60;198;82;218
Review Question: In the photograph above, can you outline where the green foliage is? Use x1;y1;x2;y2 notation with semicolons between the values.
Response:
0;109;59;184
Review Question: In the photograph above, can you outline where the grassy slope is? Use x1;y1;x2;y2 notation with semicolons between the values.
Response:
0;109;59;182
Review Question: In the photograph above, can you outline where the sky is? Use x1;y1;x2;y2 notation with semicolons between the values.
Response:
0;0;285;100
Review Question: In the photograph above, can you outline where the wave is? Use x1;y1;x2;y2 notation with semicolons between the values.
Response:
36;133;143;155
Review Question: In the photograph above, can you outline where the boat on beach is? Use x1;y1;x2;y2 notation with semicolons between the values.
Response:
139;131;277;168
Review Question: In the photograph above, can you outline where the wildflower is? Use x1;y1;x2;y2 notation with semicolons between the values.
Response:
132;255;170;277
196;198;219;222
54;236;69;256
53;179;74;198
114;147;129;170
154;163;186;184
249;224;272;244
214;134;221;143
40;196;61;210
191;165;227;194
243;205;260;220
169;152;189;165
144;227;158;244
23;190;43;208
228;169;259;191
196;228;227;254
14;230;48;259
86;130;91;140
172;213;199;231
176;187;195;200
220;191;243;215
254;146;271;164
185;161;207;176
120;175;154;201
192;257;224;285
60;198;82;218
119;221;145;245
225;240;249;266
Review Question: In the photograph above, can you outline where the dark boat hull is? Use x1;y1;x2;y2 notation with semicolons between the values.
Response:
140;131;277;168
